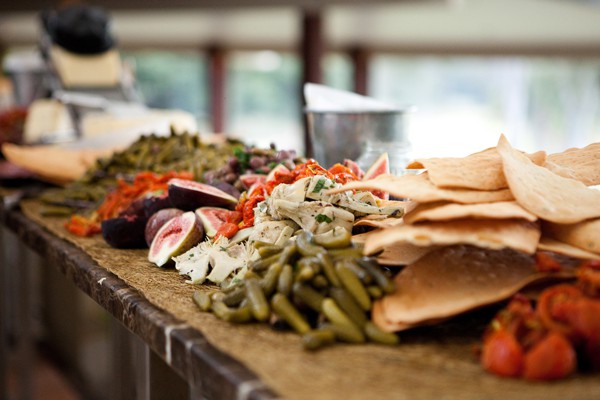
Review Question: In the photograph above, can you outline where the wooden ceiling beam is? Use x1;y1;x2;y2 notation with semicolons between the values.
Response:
0;0;434;12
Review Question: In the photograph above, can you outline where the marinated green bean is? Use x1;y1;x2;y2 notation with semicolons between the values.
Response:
293;282;325;312
335;261;372;311
245;278;270;322
330;287;367;328
277;264;293;296
357;257;396;294
222;286;246;307
296;231;326;257
257;245;283;258
317;253;341;287
320;322;365;344
211;301;253;323
302;328;336;351
261;262;283;296
271;293;310;334
364;322;399;345
192;290;212;312
366;285;383;299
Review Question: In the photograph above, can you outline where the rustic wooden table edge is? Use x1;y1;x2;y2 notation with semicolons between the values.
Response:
0;199;280;400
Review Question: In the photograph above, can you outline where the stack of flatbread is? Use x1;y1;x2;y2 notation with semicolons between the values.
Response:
329;135;600;332
2;143;116;185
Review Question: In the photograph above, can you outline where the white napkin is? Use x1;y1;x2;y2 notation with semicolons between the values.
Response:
304;83;400;112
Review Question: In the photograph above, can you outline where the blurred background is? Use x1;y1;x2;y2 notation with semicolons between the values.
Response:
2;1;600;399
1;0;600;159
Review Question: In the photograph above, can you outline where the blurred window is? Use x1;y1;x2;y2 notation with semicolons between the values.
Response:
226;50;302;152
370;55;600;158
323;53;353;91
226;51;353;154
123;50;211;131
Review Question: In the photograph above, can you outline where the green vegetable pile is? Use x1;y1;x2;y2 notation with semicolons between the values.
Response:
39;130;243;216
192;230;399;351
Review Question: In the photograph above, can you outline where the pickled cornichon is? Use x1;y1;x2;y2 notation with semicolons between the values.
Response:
191;228;399;350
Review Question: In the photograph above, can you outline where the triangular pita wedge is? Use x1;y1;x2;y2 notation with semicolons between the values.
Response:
538;236;600;260
544;142;600;186
543;218;600;255
497;134;600;223
353;215;404;229
376;243;438;266
327;173;514;204
364;218;541;256
354;231;436;266
2;143;113;185
376;245;574;328
406;147;545;190
403;200;537;224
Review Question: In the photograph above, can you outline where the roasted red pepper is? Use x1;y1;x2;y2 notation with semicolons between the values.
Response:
66;170;193;237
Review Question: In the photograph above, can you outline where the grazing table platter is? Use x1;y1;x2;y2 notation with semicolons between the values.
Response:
2;131;600;399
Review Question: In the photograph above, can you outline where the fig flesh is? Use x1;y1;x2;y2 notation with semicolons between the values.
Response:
362;152;390;200
195;206;231;238
102;214;148;249
144;208;184;247
168;178;238;211
239;173;266;189
148;211;204;267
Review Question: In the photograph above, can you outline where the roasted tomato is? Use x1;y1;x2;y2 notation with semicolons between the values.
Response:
534;251;563;273
481;330;524;378
537;284;583;339
523;332;576;381
578;260;600;298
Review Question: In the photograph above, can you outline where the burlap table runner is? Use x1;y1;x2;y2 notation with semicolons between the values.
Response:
20;200;599;400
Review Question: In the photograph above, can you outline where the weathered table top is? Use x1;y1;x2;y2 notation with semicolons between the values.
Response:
1;198;598;400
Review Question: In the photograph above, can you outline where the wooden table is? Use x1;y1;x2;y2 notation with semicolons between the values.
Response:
1;196;598;400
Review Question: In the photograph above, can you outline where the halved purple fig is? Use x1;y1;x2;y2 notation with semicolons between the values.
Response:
195;206;231;238
119;197;146;218
102;214;148;249
168;178;238;211
239;173;266;189
144;208;184;247
143;191;171;217
209;181;241;200
148;211;204;267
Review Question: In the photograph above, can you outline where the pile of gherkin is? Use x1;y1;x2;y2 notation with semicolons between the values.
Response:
192;231;399;351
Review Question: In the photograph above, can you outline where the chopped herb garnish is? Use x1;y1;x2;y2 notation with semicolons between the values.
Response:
220;246;227;252
315;214;333;223
312;178;326;193
233;147;250;171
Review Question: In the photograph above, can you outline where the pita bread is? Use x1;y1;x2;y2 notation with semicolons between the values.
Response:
497;135;600;224
407;148;546;191
543;218;600;255
364;218;541;256
375;245;573;329
544;142;600;186
353;231;436;266
327;173;514;204
537;236;600;260
375;243;438;266
2;143;113;185
353;215;404;229
403;201;537;224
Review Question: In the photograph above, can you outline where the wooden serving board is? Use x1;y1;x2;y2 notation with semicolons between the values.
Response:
20;200;599;400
